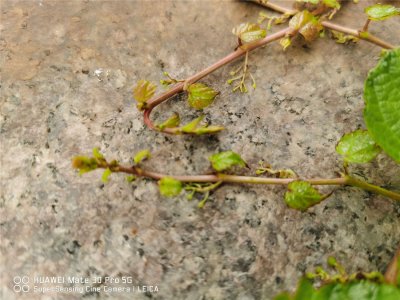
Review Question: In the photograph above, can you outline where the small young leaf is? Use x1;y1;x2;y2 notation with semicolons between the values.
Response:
93;147;104;160
194;125;224;135
330;30;359;44
280;36;292;50
72;156;99;175
322;0;340;9
336;130;381;163
299;20;323;42
364;48;400;162
156;112;180;130
232;23;267;43
284;181;325;211
296;0;319;5
209;151;247;172
133;80;157;108
365;4;400;21
289;10;323;42
181;115;205;133
133;149;151;164
101;168;112;183
158;177;183;197
289;10;315;31
126;175;136;183
187;83;218;110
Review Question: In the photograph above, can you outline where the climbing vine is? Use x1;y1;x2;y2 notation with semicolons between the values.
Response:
73;1;400;297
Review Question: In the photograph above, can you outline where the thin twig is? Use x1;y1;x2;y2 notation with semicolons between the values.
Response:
250;0;395;49
112;165;400;201
143;27;293;133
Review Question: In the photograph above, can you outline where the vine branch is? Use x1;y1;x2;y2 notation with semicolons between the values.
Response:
250;0;395;49
142;0;395;134
108;164;400;201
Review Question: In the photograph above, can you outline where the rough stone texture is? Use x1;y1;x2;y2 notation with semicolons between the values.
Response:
1;1;399;299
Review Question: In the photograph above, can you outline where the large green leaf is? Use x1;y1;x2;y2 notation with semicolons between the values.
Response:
284;181;325;211
209;151;247;172
336;130;381;163
364;48;400;162
187;83;218;109
365;4;400;21
274;278;400;300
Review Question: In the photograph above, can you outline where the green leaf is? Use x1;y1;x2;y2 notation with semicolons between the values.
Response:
133;149;151;164
330;30;359;44
93;147;104;160
193;125;224;135
322;0;340;9
209;151;247;172
289;10;323;42
158;177;182;197
284;181;325;211
365;4;400;21
126;175;136;183
72;156;99;175
101;168;112;183
336;130;381;163
280;36;292;50
274;278;400;300
179;115;224;135
157;112;180;130
364;48;400;162
187;83;218;110
296;0;319;5
289;10;315;30
133;79;157;106
232;23;267;43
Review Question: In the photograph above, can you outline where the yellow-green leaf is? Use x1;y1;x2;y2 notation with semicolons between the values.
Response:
209;151;247;172
187;83;218;110
93;147;104;160
296;0;319;5
156;112;180;130
331;30;359;44
233;23;267;43
336;130;381;163
72;156;98;175
126;175;136;183
133;149;151;164
133;79;157;104
284;181;325;211
289;10;315;31
101;168;112;183
181;115;205;133
159;177;182;197
289;10;323;42
280;36;292;50
322;0;340;9
365;4;400;21
193;125;224;135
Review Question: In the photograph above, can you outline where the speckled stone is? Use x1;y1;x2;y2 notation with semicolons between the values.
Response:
1;1;399;299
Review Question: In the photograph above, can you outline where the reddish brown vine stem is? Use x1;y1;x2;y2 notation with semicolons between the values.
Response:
142;1;395;134
251;0;395;49
112;165;400;201
143;27;293;133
